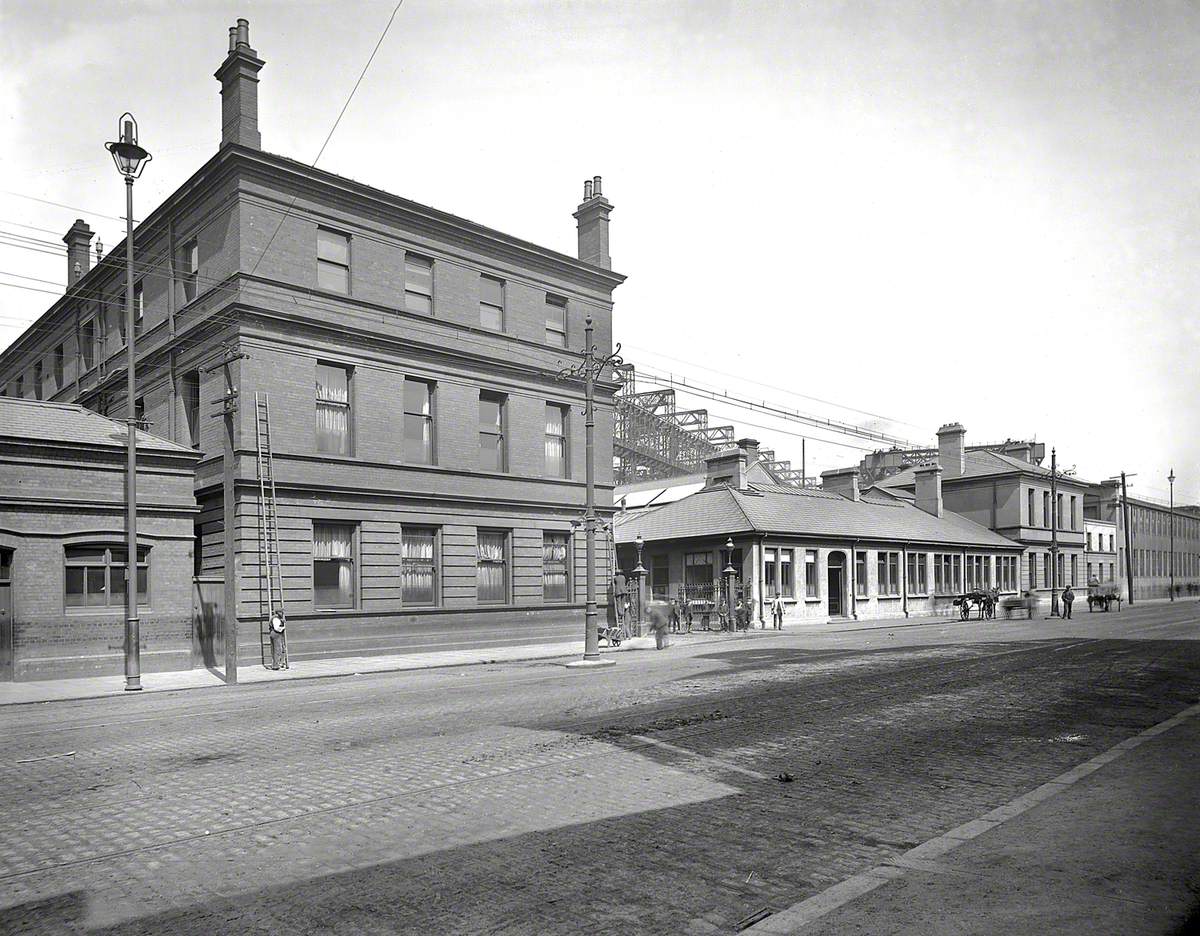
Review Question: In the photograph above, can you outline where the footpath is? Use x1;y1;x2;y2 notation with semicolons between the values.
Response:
748;702;1200;936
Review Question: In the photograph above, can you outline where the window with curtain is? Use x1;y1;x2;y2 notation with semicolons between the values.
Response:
479;392;506;471
182;371;201;449
316;363;352;455
81;318;96;371
908;552;928;595
405;254;433;315
317;229;350;293
545;404;567;477
805;550;818;598
178;239;199;303
764;548;777;596
779;549;794;597
402;527;437;606
856;551;868;596
477;531;508;604
545;295;567;347
313;523;355;609
65;545;149;608
543;531;570;602
404;379;435;464
480;275;504;331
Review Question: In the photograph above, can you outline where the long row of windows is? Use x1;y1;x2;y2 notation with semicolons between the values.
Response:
311;523;573;610
1026;487;1080;531
315;363;572;477
759;549;1016;599
1130;506;1200;542
1027;553;1081;589
1133;549;1200;578
1087;562;1117;583
314;229;572;346
1086;531;1116;553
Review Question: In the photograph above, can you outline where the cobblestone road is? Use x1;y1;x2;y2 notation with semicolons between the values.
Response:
2;603;1198;934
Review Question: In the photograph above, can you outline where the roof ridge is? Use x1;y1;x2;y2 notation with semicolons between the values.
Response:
727;486;759;530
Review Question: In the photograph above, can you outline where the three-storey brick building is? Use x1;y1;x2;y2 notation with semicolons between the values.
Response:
0;21;624;675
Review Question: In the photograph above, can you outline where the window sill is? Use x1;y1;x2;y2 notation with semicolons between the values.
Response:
876;595;902;601
804;596;822;604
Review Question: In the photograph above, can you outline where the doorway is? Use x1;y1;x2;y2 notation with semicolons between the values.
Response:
0;548;12;680
827;551;845;617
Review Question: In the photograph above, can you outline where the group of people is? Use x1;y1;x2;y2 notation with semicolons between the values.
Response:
658;593;789;632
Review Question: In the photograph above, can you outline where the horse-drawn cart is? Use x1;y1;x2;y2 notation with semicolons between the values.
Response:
1087;581;1123;612
953;589;997;620
998;591;1038;620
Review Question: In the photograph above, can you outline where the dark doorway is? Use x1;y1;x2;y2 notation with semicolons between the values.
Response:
0;547;12;680
827;552;845;617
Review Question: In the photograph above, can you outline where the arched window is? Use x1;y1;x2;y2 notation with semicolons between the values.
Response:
65;545;149;608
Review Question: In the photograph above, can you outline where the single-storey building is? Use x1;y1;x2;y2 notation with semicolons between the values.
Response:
614;442;1025;625
0;398;200;680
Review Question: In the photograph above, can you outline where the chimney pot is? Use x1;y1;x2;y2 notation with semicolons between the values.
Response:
593;175;602;196
63;219;95;287
236;18;250;47
95;238;103;260
583;179;593;200
229;26;237;51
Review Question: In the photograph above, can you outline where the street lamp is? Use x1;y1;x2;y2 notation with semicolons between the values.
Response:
630;533;646;637
1169;469;1175;602
723;537;737;632
557;315;623;668
105;113;151;692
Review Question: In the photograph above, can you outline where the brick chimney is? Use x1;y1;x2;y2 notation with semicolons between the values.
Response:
63;219;94;286
821;467;860;502
573;176;612;269
914;463;943;518
215;18;264;150
705;447;748;491
937;422;966;478
737;438;760;466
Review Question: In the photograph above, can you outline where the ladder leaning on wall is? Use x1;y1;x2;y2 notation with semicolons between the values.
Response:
254;393;287;669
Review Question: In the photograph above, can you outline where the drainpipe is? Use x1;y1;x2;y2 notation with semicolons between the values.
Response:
850;539;859;620
902;542;910;618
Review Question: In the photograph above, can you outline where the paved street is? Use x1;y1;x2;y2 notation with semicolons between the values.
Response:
1;601;1198;935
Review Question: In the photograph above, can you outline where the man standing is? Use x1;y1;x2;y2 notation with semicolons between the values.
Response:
1062;586;1075;620
268;608;288;670
771;593;785;630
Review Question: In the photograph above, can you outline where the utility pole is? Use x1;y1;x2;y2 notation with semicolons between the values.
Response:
1121;472;1135;605
1169;469;1175;602
1049;447;1059;617
559;315;622;669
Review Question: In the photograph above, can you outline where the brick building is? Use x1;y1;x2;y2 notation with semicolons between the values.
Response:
615;441;1024;625
876;423;1088;599
1085;483;1200;600
0;398;200;680
0;21;623;676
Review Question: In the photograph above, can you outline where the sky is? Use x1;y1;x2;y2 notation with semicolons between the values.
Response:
1;0;1197;504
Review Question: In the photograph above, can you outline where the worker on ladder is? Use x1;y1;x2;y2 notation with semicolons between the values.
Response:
268;608;288;670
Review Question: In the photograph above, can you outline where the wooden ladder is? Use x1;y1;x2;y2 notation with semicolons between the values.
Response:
254;393;287;669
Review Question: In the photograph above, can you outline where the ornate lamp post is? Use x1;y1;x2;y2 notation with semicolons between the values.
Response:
1169;469;1175;602
558;315;622;668
105;114;151;691
631;533;646;637
723;537;737;632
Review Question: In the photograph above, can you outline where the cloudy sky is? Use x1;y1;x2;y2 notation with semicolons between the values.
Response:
1;0;1197;503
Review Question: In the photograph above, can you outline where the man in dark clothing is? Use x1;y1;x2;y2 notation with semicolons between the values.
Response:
1062;586;1075;619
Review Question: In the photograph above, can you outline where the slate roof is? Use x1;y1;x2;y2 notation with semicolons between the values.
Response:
0;398;198;456
614;482;1021;550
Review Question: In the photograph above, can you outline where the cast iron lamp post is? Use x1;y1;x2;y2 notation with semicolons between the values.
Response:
723;537;737;632
557;315;623;668
631;533;646;637
105;113;151;691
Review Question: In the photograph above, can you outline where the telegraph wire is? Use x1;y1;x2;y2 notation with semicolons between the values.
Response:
0;189;131;224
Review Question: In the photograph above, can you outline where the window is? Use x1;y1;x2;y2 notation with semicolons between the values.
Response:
805;549;818;598
543;531;571;602
1029;554;1037;590
1087;562;1094;582
33;361;44;400
934;553;960;595
1043;492;1050;528
479;391;506;471
182;371;201;449
1028;488;1036;526
134;397;146;430
651;560;669;600
685;552;713;587
403;378;435;464
545;403;568;477
764;548;778;595
65;545;149;608
878;551;900;596
1087;532;1093;552
779;549;794;598
317;229;350;293
81;318;96;371
116;283;144;341
855;551;868;597
405;253;433;315
1056;552;1065;587
178;239;199;303
480;275;504;331
53;344;65;389
316;363;352;455
545;295;567;347
1056;494;1064;530
997;556;1017;592
908;552;928;595
12;375;22;398
313;523;356;609
477;531;509;604
1070;496;1078;531
401;526;438;606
